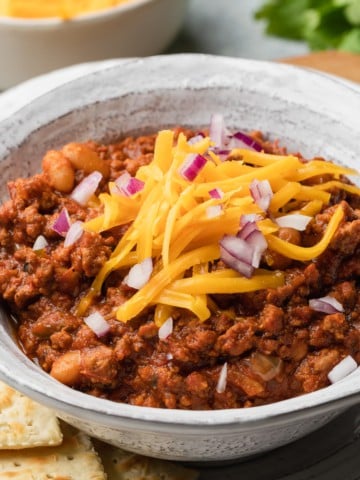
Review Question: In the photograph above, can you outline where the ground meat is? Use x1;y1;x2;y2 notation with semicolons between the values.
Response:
295;349;342;393
0;129;359;410
0;249;54;308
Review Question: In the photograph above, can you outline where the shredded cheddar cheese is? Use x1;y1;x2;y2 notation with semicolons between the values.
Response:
0;0;134;19
79;129;356;324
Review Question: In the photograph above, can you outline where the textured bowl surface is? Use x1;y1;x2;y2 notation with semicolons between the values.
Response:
0;0;188;88
0;54;360;461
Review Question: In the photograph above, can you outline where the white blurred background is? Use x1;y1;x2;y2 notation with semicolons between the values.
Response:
168;0;309;60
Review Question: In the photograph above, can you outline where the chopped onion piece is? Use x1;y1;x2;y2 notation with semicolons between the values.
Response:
250;352;282;381
209;113;227;147
220;235;254;278
237;221;268;268
328;355;357;384
64;221;84;247
220;247;254;278
188;133;205;145
240;213;262;226
209;188;224;199
249;179;273;212
246;230;268;268
275;214;312;231
237;221;258;241
52;208;71;237
166;353;173;361
229;131;262;152
159;317;173;340
210;147;231;161
124;257;153;290
220;226;267;276
84;311;110;338
206;205;223;219
179;154;207;181
309;296;344;314
70;171;102;206
220;235;254;265
115;171;145;196
33;235;48;251
338;366;360;382
216;362;228;394
209;116;263;154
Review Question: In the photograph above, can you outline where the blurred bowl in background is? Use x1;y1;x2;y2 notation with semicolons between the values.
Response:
0;0;189;89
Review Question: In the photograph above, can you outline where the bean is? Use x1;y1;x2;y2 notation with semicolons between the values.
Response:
278;227;301;245
266;227;301;270
50;350;81;385
42;150;75;193
62;143;110;178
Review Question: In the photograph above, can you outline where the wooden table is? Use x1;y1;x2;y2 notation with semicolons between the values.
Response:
280;51;360;84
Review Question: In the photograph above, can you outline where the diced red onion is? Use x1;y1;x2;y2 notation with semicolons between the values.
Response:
33;235;48;251
220;235;254;278
328;355;357;384
179;154;207;181
339;366;360;381
228;131;262;152
220;224;268;275
127;178;144;195
70;171;102;206
64;221;84;248
188;133;205;145
275;214;312;231
251;352;282;381
84;311;110;338
115;171;145;196
206;205;223;219
124;257;153;290
309;296;344;314
236;221;268;268
220;248;254;278
216;362;228;393
237;221;258;241
158;317;173;340
209;188;224;199
209;113;227;147
249;179;273;212
209;115;262;156
166;353;173;361
52;207;71;236
210;147;231;161
220;235;254;265
245;230;268;268
240;213;262;226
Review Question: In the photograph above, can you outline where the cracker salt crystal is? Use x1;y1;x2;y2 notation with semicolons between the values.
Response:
0;423;106;479
93;438;199;480
0;381;62;449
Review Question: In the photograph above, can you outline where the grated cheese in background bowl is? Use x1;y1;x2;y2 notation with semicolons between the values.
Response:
0;0;135;19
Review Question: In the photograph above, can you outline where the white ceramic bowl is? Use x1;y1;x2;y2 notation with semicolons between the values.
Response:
0;54;359;462
0;0;188;89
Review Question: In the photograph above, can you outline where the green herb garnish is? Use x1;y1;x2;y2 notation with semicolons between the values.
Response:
255;0;360;53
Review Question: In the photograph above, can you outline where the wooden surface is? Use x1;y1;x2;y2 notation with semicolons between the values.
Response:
280;50;360;84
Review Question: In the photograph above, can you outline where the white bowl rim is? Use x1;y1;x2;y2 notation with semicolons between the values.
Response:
0;54;360;429
0;0;158;27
